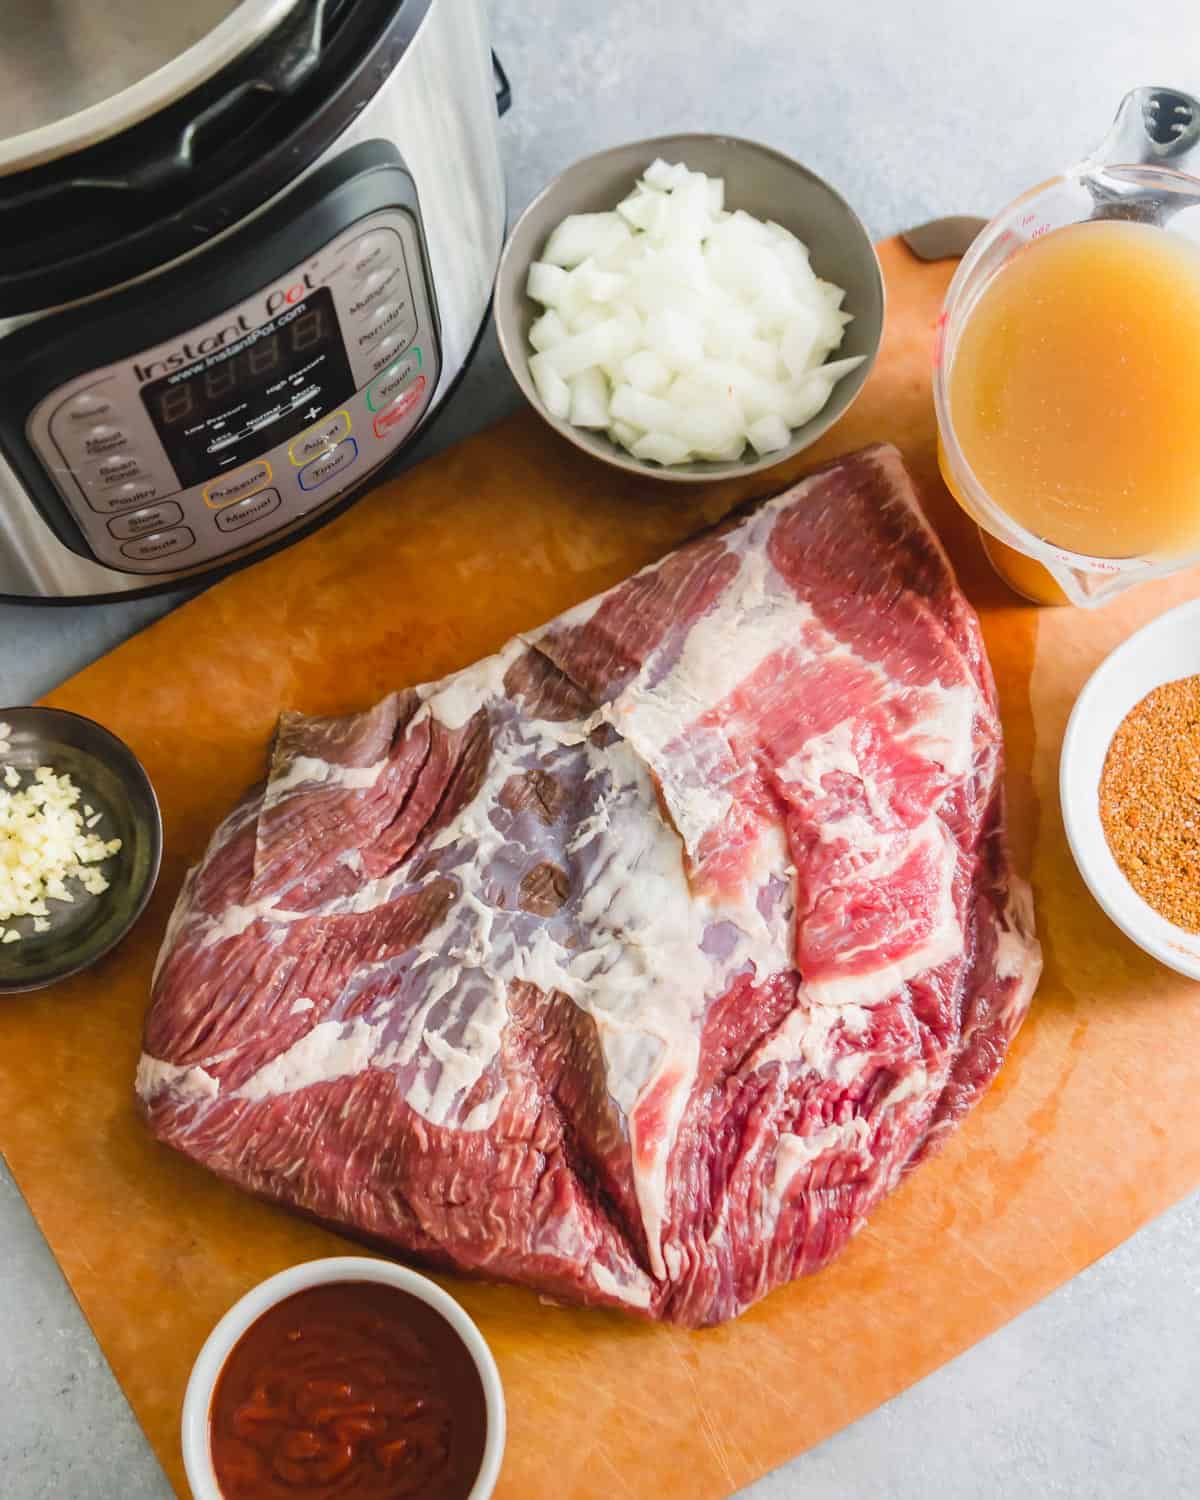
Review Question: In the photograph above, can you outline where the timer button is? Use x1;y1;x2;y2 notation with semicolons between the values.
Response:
203;459;273;509
107;502;184;540
298;437;358;492
214;487;282;534
120;526;196;563
288;410;351;466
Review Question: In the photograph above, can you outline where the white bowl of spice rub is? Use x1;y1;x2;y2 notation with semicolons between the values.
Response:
1061;598;1200;980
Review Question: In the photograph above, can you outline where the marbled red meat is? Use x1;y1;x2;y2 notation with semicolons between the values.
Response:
138;444;1041;1327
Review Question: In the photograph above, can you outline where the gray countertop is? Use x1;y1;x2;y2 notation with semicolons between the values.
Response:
3;2;1200;1496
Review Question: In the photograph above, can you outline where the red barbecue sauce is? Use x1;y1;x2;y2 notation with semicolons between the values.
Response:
209;1282;487;1500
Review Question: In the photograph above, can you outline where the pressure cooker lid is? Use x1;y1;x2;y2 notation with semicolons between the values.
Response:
0;0;305;173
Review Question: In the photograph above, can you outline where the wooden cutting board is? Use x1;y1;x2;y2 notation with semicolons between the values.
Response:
3;237;1199;1500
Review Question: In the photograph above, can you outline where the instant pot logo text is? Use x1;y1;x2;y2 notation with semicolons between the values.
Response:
131;273;317;382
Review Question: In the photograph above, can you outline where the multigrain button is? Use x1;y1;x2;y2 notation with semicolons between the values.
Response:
348;261;405;317
120;526;195;562
86;478;164;514
203;459;272;508
214;487;282;533
288;410;350;466
107;501;184;540
365;349;423;412
298;437;358;491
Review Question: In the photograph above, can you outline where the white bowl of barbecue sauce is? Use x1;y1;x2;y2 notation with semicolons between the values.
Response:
1061;596;1200;980
182;1257;505;1500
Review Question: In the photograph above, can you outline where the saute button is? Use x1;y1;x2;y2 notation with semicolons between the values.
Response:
203;460;272;508
215;487;282;533
87;478;165;514
288;410;350;466
372;376;429;440
298;437;358;491
366;349;423;411
107;502;184;540
120;526;195;562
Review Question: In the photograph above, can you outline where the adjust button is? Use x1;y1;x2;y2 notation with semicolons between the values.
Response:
107;502;184;540
298;437;358;492
203;459;272;508
120;526;195;563
288;410;351;466
215;487;282;534
372;376;429;440
366;349;423;412
348;261;406;318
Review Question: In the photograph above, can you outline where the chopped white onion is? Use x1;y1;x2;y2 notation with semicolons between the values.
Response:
525;161;864;467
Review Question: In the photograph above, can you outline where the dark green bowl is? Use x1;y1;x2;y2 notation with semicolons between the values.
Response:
0;708;162;994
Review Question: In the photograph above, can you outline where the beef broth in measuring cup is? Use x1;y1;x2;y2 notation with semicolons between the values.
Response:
934;87;1200;607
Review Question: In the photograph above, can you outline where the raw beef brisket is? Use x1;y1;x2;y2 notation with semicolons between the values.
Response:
138;444;1041;1327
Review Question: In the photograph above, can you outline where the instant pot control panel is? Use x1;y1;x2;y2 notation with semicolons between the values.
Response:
1;146;442;578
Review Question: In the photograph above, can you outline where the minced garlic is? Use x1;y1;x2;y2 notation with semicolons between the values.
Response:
0;759;122;943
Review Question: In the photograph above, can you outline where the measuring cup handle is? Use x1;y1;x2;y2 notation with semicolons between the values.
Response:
1092;86;1200;173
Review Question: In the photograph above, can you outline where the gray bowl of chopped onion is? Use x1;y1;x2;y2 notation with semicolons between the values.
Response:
495;134;884;482
0;708;162;993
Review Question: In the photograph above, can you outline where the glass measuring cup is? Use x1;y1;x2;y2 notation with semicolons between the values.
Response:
934;87;1200;607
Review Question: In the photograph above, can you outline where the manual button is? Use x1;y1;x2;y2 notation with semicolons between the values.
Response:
107;501;184;540
288;410;350;466
215;487;282;534
120;526;195;562
298;437;358;491
203;459;272;508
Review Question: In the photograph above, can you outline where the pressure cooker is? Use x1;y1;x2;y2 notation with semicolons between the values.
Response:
0;0;509;601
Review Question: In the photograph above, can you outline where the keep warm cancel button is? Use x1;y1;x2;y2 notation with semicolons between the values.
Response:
298;437;358;492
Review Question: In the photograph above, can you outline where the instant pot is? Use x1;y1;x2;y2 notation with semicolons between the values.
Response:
0;0;508;601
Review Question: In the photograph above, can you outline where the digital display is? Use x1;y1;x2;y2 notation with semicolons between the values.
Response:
139;288;355;487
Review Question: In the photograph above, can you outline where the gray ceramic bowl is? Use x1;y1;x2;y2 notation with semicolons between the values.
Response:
495;133;884;483
0;707;162;994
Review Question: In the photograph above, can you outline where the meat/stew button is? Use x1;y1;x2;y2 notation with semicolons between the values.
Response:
298;437;358;492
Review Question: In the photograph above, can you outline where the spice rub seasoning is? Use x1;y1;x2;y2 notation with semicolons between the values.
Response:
1100;674;1200;932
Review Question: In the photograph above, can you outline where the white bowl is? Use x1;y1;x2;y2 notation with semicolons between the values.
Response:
181;1257;506;1500
1060;597;1200;979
